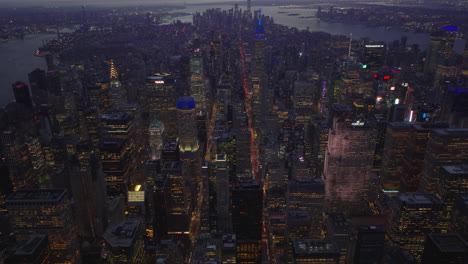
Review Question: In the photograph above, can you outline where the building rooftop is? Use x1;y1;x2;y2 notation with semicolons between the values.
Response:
150;119;164;128
432;128;468;137
7;189;67;204
292;239;339;255
397;193;443;205
412;122;449;131
455;195;468;216
177;96;196;110
427;233;467;253
327;214;350;234
332;104;352;112
442;164;468;175
163;140;178;151
146;73;175;83
104;219;141;249
100;140;125;152
359;225;385;232
11;234;48;256
388;122;412;130
232;181;261;191
222;234;236;249
101;111;133;123
288;211;310;221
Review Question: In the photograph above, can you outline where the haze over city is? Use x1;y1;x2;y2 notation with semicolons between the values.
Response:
0;0;467;263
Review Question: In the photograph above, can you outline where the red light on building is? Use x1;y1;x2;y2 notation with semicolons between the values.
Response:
383;75;391;80
373;73;379;79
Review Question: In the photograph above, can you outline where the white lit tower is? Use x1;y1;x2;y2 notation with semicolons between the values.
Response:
177;96;199;155
108;60;127;108
149;120;164;160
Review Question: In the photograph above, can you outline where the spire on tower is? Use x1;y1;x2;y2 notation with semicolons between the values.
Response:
109;60;118;79
257;8;262;26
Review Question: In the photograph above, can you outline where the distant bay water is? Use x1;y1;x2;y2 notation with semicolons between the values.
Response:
171;4;430;49
0;3;429;107
0;34;55;107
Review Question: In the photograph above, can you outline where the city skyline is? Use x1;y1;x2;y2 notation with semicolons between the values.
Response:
0;0;467;263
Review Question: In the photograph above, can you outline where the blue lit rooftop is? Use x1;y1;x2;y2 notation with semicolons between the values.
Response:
177;96;196;110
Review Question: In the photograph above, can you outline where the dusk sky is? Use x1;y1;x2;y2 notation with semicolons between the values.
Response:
0;0;298;6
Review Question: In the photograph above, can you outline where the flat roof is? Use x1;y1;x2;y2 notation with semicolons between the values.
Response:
397;193;443;205
432;128;468;137
427;233;467;253
104;219;141;249
292;239;339;255
11;234;48;256
101;111;133;122
332;104;352;112
163;140;178;150
7;189;67;204
388;122;412;130
442;164;468;175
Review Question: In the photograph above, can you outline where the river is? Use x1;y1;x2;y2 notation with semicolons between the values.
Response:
0;34;55;107
0;4;429;107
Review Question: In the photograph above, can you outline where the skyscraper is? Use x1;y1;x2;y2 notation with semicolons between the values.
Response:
231;182;262;264
353;226;385;264
363;44;385;71
418;128;468;193
161;161;189;236
215;154;230;233
380;122;412;191
294;81;316;131
28;68;47;105
190;49;207;114
437;165;468;212
421;233;468;264
288;179;325;239
108;60;127;108
400;123;449;192
177;96;199;154
387;193;446;261
145;74;178;139
12;81;33;107
149;120;164;160
291;239;340;263
6;234;51;264
323;104;376;213
103;219;145;263
6;189;81;264
251;11;267;131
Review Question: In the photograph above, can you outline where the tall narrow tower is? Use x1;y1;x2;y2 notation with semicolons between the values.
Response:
177;96;199;154
252;10;266;130
323;105;376;213
149;120;164;160
190;49;206;114
108;60;127;108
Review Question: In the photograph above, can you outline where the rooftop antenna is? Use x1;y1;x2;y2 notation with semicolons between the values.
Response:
82;5;86;26
258;8;262;26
